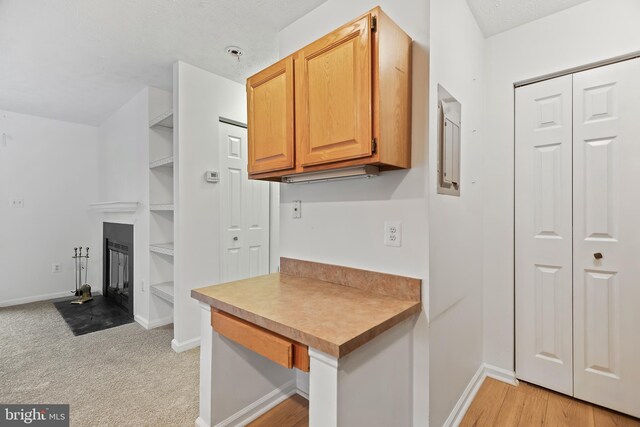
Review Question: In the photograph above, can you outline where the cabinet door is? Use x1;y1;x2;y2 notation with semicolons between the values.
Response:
295;14;373;167
247;57;295;174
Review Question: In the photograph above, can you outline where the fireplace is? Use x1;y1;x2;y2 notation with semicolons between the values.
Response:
103;222;134;317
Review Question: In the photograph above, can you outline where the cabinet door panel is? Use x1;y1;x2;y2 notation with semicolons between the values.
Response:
295;15;373;167
247;57;295;174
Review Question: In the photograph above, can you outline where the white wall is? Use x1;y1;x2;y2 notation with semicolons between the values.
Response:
428;0;485;425
0;110;99;306
278;2;431;424
173;62;247;348
96;87;152;323
483;0;640;371
98;89;149;203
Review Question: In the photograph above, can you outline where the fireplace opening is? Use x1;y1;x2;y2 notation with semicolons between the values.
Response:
103;222;134;317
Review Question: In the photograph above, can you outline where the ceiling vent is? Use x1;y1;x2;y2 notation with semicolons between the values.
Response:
225;46;244;61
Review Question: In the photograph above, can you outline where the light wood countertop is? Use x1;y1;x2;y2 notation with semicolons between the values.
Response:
191;269;421;358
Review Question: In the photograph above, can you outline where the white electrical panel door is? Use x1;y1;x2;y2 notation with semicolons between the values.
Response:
219;122;270;283
438;95;461;195
515;75;574;395
443;117;460;186
572;58;640;418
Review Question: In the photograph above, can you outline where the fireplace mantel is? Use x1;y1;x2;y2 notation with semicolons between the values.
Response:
89;201;140;213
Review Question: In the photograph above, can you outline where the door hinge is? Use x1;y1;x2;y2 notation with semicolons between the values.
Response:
372;16;377;32
371;138;377;154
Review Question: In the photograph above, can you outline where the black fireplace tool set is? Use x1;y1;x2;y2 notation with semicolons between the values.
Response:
71;247;93;304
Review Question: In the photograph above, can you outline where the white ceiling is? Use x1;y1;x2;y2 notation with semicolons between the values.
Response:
466;0;591;36
0;0;326;126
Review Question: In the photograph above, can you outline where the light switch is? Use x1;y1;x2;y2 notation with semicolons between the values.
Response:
292;200;301;219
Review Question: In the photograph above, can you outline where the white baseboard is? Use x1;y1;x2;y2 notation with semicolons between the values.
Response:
295;370;310;399
443;364;486;427
193;381;299;427
484;363;518;386
172;337;200;353
135;315;173;330
149;316;173;329
444;363;518;427
214;380;297;427
0;290;74;307
295;388;309;400
134;315;150;329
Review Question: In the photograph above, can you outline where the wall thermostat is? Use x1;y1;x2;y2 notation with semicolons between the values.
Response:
205;171;219;183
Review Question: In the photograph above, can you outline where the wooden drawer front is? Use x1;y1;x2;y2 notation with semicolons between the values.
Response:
292;342;310;372
212;310;309;371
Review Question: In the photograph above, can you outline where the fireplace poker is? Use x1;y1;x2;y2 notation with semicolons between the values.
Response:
85;247;89;286
78;247;83;296
73;247;78;295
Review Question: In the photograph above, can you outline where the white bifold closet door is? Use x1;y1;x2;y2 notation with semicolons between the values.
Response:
572;58;640;417
515;75;574;396
516;57;640;418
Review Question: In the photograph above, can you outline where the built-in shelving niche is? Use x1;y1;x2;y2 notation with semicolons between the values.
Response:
150;281;174;304
149;101;175;319
149;109;173;129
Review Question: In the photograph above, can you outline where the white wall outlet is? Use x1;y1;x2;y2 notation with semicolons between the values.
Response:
384;221;402;247
51;263;62;273
10;197;24;208
292;200;302;219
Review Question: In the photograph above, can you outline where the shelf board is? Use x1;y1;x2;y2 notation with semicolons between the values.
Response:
150;281;174;304
149;110;173;129
88;201;139;213
149;243;174;257
149;156;174;169
150;204;174;212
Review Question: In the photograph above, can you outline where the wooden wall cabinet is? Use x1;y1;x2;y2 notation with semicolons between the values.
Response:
247;57;295;174
247;7;412;181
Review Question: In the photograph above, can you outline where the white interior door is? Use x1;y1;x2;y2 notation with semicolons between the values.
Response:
572;58;640;418
515;75;574;395
219;122;270;283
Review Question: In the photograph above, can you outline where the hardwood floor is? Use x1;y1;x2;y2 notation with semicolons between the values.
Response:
247;394;309;427
244;379;639;427
461;377;640;427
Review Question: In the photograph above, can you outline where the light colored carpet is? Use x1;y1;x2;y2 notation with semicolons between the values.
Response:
0;300;199;426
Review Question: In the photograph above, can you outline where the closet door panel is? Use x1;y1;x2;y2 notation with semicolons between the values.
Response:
515;75;574;395
573;57;640;418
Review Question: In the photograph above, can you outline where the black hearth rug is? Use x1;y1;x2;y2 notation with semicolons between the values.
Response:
54;295;133;336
